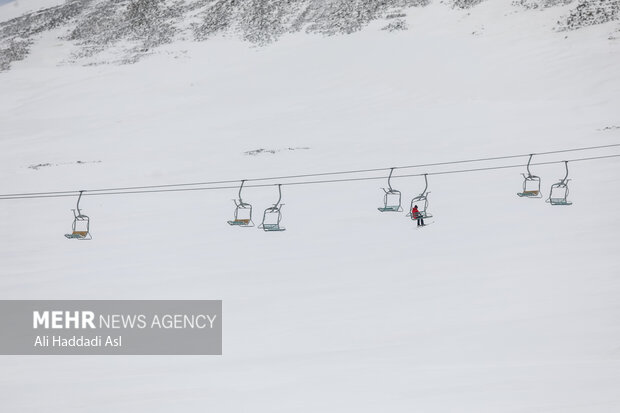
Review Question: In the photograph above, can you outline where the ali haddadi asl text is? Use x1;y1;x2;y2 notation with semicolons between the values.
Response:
34;335;121;348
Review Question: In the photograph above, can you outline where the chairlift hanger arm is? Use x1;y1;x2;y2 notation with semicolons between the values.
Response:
387;168;394;192
76;190;85;216
525;154;535;177
273;184;283;208
561;161;569;183
238;180;246;204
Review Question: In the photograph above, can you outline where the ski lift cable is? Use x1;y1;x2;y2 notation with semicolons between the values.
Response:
1;153;618;201
1;143;619;199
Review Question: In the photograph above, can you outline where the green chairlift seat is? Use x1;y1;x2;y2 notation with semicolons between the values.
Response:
407;174;433;220
259;184;286;232
546;161;573;206
378;168;403;212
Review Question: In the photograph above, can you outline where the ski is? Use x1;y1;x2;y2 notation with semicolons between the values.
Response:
415;221;434;228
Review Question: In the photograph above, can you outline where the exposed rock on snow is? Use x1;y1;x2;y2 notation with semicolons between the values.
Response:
513;0;576;9
382;19;408;31
66;0;181;63
0;0;82;71
244;147;311;156
559;0;620;30
1;0;430;69
451;0;486;8
27;160;102;170
512;0;620;31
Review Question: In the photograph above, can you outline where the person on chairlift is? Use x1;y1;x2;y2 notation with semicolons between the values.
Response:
411;204;424;227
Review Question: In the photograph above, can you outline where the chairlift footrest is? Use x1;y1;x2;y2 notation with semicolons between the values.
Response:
378;207;402;212
228;220;252;226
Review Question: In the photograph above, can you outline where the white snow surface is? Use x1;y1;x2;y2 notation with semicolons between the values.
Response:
0;0;65;21
1;1;620;412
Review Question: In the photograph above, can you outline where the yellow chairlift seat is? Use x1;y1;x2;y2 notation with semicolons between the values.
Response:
65;191;92;240
228;218;251;225
517;154;542;199
227;180;254;227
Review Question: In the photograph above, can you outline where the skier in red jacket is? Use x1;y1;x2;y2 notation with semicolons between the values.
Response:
411;205;425;226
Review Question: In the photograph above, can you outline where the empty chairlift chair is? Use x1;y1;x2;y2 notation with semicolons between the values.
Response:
408;173;433;220
546;161;573;206
227;180;254;227
259;184;286;232
64;190;92;240
517;154;542;198
378;168;403;212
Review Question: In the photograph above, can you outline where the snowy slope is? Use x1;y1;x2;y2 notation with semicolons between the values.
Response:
2;0;619;70
0;0;65;20
1;1;620;412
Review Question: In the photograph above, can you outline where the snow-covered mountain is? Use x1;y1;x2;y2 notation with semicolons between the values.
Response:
1;0;619;70
1;0;619;412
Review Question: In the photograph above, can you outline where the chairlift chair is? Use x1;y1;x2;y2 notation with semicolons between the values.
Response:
378;168;403;212
546;161;573;206
407;174;433;220
259;184;286;232
227;180;254;227
517;154;542;198
64;191;92;240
